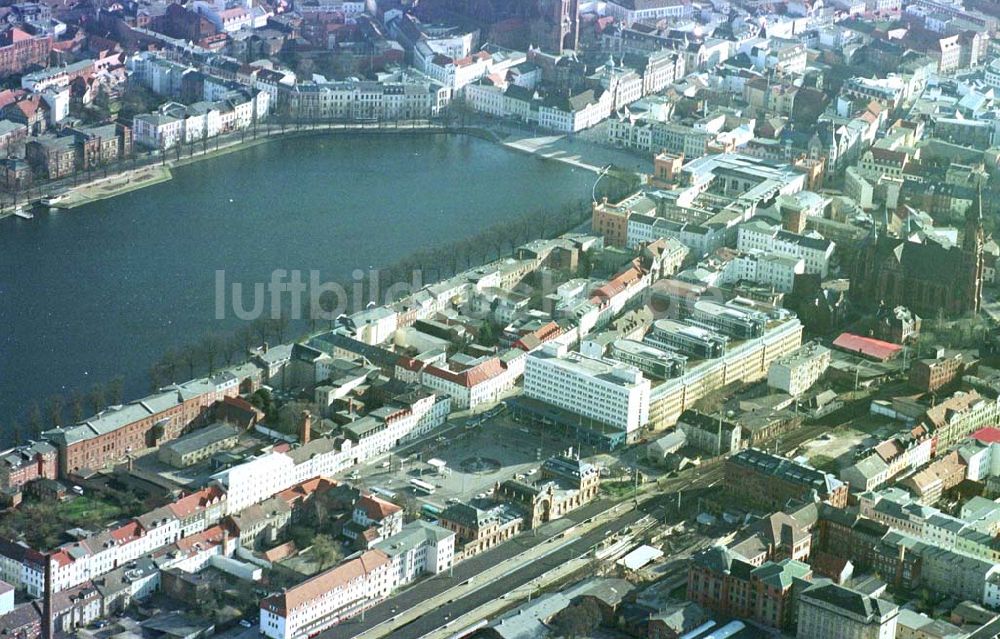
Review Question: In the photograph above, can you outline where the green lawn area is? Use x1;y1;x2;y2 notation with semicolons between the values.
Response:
0;493;132;550
601;482;637;499
808;454;838;472
58;496;124;526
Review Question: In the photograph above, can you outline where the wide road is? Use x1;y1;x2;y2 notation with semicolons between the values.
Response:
331;506;649;639
325;419;837;639
323;497;621;639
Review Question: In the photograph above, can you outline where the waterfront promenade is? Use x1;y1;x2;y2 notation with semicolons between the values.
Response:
0;118;646;214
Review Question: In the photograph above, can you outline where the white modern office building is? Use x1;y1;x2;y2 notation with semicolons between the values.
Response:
524;344;651;433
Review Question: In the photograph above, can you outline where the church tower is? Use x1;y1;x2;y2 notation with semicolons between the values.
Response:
963;185;985;313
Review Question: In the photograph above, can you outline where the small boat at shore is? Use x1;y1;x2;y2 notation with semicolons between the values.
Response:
13;206;33;219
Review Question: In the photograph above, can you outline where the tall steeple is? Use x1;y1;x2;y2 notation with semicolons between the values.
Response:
964;181;985;313
964;182;985;255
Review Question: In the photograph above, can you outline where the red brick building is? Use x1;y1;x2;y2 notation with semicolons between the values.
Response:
687;545;812;631
43;375;241;476
724;448;849;512
0;27;51;78
909;351;970;392
0;441;58;491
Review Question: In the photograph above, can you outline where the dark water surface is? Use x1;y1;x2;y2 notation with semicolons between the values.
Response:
0;132;593;435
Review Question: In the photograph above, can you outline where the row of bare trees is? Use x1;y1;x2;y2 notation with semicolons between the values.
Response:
8;378;125;444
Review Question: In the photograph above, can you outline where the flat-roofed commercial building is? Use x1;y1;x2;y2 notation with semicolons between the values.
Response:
524;345;651;434
767;342;831;396
609;338;687;380
646;319;728;359
648;313;803;427
157;423;239;468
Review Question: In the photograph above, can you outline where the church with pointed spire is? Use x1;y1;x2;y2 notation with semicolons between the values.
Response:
851;193;985;318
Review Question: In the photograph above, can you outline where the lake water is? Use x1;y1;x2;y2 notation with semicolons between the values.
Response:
0;132;594;437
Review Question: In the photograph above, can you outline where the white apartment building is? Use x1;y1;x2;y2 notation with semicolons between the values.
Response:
767;342;831;395
524;345;651;433
260;550;393;639
0;542;44;598
214;452;296;515
720;250;804;293
132;113;183;150
737;219;834;277
538;89;614;133
127;53;193;97
133;90;266;150
374;520;456;585
350;306;398;346
352;495;404;542
465;79;507;117
286;79;449;122
604;0;690;24
412;357;520;410
626;214;728;256
595;66;643;110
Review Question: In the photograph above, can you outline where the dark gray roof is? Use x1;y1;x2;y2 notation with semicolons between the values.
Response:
801;582;898;620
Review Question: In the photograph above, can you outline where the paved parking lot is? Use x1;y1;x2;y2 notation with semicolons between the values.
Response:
343;414;587;510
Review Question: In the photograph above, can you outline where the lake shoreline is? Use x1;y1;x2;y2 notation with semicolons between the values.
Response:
26;123;607;212
0;132;600;437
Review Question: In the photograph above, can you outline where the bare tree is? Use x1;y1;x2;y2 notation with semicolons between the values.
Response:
486;226;507;260
107;377;124;405
159;349;180;383
69;390;85;422
200;334;224;374
252;317;270;345
267;316;290;343
27;403;42;438
89;383;106;414
236;324;256;353
180;345;200;380
46;395;65;427
149;363;165;391
224;333;243;365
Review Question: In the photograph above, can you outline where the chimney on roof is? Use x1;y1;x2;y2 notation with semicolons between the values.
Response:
300;410;312;445
263;341;269;353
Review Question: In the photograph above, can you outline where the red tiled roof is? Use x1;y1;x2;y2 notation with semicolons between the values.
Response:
0;89;18;110
262;541;297;562
874;440;902;463
277;477;337;506
832;333;902;361
397;356;424;372
356;494;401;521
426;357;506;388
168;485;226;518
514;322;562;351
14;99;39;118
589;264;644;306
110;521;143;544
262;549;389;615
8;27;32;43
971;427;1000;444
50;549;73;567
870;147;906;165
176;523;230;553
